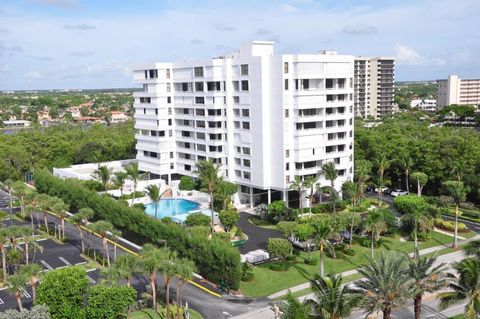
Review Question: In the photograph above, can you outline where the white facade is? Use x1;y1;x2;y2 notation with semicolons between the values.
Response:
437;75;480;108
410;99;437;112
133;42;354;207
354;57;395;118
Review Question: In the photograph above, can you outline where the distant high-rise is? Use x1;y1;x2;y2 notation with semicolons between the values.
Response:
437;75;480;108
133;42;354;207
354;57;395;118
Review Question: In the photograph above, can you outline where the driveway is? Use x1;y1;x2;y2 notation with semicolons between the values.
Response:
237;212;283;254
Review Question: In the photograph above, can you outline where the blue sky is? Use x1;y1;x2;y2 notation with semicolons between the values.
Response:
0;0;479;90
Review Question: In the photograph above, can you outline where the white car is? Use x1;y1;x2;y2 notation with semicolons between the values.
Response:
391;189;408;197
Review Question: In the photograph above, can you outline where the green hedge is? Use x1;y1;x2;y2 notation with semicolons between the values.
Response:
34;169;241;290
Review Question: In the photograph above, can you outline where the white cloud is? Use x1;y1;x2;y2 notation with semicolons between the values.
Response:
394;44;426;65
63;24;96;30
342;23;377;35
24;70;42;80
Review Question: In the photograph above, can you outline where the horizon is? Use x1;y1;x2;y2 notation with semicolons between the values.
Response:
1;0;479;90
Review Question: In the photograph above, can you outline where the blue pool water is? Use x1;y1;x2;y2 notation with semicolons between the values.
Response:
144;199;200;219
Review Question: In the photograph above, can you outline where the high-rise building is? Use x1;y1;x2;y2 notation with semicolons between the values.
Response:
133;42;354;207
354;57;395;118
437;75;480;108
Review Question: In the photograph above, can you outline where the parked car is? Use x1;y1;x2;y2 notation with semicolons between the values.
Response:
374;186;389;193
366;186;375;192
391;189;408;197
383;188;392;195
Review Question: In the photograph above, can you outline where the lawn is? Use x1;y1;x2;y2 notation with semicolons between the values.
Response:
240;231;455;297
130;308;203;319
248;216;278;229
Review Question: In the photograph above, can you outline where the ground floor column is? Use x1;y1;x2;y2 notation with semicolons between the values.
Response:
267;189;271;204
249;187;254;208
283;189;288;207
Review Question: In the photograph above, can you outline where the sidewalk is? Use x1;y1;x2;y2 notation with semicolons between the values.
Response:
267;233;480;299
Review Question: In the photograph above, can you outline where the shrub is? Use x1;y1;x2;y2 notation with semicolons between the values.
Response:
185;212;210;227
286;254;297;262
187;226;210;238
179;176;196;191
132;203;145;211
393;195;427;215
434;218;468;233
334;251;344;259
234;227;243;238
219;209;239;231
241;263;254;281
0;305;51;319
87;285;136;319
267;238;292;260
255;204;268;220
293;223;314;241
304;258;318;266
267;200;296;223
344;248;355;256
33;169;242;290
268;262;289;271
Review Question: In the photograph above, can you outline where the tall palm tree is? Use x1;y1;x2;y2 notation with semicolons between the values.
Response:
354;159;372;201
146;184;161;219
302;176;316;213
88;220;114;268
353;251;413;319
71;208;94;254
36;194;52;234
410;171;428;196
92;165;112;191
342;181;360;248
364;209;388;258
450;159;471;184
195;159;223;234
408;249;448;319
443;181;469;248
279;291;311;319
162;249;178;319
307;272;361;319
175;258;195;318
312;222;335;277
19;263;42;302
125;161;146;205
439;258;480;319
140;244;168;313
399;154;414;193
50;199;69;240
374;154;390;199
22;232;43;265
463;239;480;260
12;181;32;221
321;162;338;213
401;203;431;257
113;171;128;197
289;176;304;209
3;179;14;225
6;273;27;311
0;230;8;283
114;254;138;288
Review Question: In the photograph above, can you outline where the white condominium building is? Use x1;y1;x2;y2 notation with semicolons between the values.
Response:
354;57;395;118
437;75;480;108
133;41;354;207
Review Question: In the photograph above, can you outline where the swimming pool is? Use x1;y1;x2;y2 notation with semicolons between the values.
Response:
144;198;200;219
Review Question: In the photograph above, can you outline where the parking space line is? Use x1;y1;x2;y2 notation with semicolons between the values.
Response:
0;298;3;304
20;287;31;299
36;238;47;242
59;257;71;266
40;260;53;270
16;245;24;252
86;275;96;284
75;261;87;265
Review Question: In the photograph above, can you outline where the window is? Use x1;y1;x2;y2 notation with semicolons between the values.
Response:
148;69;158;79
242;147;251;155
170;152;174;159
334;158;340;164
197;144;206;152
166;83;171;92
301;79;309;90
242;109;250;117
338;78;345;88
233;96;240;104
195;82;204;92
240;64;249;75
169;130;172;137
195;97;205;104
243;159;251;167
182;83;189;91
286;176;290;183
284;62;289;74
166;69;171;79
167;97;171;104
168;119;172;126
184;164;191;171
139;97;151;103
196;132;205;140
143;108;146;114
170;163;174;170
284;79;289;90
285;109;289;118
233;109;240;116
243;171;251;180
241;80;249;91
326;78;334;89
242;122;250;130
194;67;203;77
286;163;289;171
285;149;290;158
155;109;158;115
196;120;205;128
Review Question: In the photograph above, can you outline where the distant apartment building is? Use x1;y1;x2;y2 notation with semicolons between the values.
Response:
437;75;480;108
110;111;128;123
410;99;437;112
354;57;395;118
133;41;354;207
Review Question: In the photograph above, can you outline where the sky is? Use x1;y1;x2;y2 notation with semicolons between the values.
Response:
0;0;479;90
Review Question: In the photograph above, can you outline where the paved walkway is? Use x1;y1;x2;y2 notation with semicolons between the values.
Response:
237;211;283;254
267;233;480;299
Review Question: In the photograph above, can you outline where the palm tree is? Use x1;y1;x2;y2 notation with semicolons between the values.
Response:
140;244;168;313
401;204;431;257
111;228;122;261
353;251;413;319
113;171;128;196
213;181;237;211
0;230;9;283
175;258;195;317
289;176;304;209
307;272;361;319
3;179;14;224
125;161;146;205
374;154;390;199
312;221;335;277
439;258;480;319
6;274;27;310
302;176;316;213
399;154;414;193
162;249;178;319
354;159;372;201
114;254;138;288
71;208;94;254
50;199;69;240
410;171;428;196
443;181;469;248
146;184;161;219
88;220;114;268
279;291;311;319
195;159;223;234
342;181;360;248
450;159;471;184
463;239;480;260
18;263;42;302
22;232;43;265
12;181;32;221
408;249;448;319
92;165;112;191
364;209;388;258
321;162;338;213
36;194;52;234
